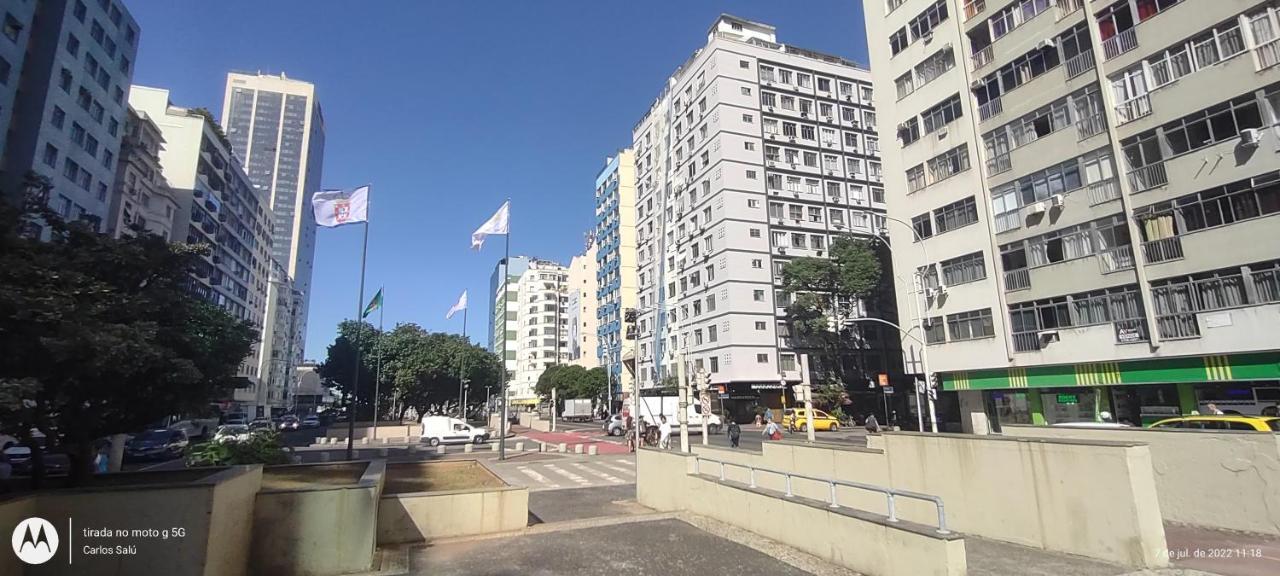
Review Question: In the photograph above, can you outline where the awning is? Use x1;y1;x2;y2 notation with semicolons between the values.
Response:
510;398;540;406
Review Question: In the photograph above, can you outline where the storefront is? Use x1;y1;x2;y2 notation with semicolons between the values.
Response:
943;352;1280;428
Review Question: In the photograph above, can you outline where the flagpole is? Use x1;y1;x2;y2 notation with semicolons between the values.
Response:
499;202;511;461
346;221;370;461
458;307;468;419
373;288;384;442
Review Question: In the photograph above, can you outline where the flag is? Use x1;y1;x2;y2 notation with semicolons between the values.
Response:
470;200;509;250
362;288;383;318
446;291;468;319
313;185;370;228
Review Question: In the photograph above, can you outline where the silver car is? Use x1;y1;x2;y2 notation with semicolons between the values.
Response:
602;414;626;436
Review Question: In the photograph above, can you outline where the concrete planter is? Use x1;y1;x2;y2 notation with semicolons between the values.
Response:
377;460;528;545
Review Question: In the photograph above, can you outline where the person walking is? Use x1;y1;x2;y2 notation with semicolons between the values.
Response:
727;420;741;448
763;407;774;425
1206;403;1225;415
864;413;881;434
658;415;672;450
762;418;782;441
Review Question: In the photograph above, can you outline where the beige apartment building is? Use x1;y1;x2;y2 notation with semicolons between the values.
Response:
864;0;1280;432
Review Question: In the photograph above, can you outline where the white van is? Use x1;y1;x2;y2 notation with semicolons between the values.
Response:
420;416;489;447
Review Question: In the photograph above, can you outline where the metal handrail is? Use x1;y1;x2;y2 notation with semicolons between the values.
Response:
692;456;950;534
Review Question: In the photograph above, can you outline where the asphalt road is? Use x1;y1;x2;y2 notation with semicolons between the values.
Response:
121;426;327;472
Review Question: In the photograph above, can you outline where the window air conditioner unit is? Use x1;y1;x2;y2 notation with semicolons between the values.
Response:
1037;329;1059;341
768;106;775;112
922;32;934;44
1240;128;1262;147
824;116;834;122
1039;38;1057;49
778;247;786;254
801;112;808;118
970;79;985;90
1050;194;1065;208
1028;201;1047;214
937;129;948;140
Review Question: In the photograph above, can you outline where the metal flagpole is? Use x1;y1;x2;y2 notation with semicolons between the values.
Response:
499;200;511;461
457;308;467;418
372;288;384;442
346;220;370;461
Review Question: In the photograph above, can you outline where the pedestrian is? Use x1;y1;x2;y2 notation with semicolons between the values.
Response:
864;413;881;434
1206;403;1225;415
658;415;672;450
762;418;782;441
763;407;773;425
727;420;741;448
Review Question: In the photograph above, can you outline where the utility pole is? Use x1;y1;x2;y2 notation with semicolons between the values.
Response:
801;354;815;443
551;387;557;432
697;370;709;446
677;353;689;453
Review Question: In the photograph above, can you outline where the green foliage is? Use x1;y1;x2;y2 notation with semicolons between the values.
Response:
186;431;292;467
534;365;607;407
0;174;257;484
319;322;502;419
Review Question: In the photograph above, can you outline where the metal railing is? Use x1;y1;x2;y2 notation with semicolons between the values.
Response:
978;97;1003;122
1064;50;1095;79
1102;28;1139;61
963;0;986;21
987;153;1012;175
1087;178;1121;205
972;45;995;70
1097;245;1135;273
1004;268;1031;292
1076;113;1106;140
1257;37;1280;70
1115;94;1152;124
1012;332;1042;352
994;211;1021;233
1156;312;1200;339
1142;236;1184;264
1128;162;1168;192
1253;267;1280;303
693;456;951;534
1056;0;1084;20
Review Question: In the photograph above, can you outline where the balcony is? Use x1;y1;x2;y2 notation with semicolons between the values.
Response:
1115;95;1152;125
1087;178;1121;205
1097;245;1135;274
987;153;1012;175
1012;332;1041;352
1004;268;1031;292
1258;37;1280;71
1056;0;1085;20
1142;236;1184;264
972;46;994;71
1064;50;1095;80
1156;312;1200;340
963;0;986;22
1127;162;1168;192
1075;113;1105;141
1102;28;1138;61
978;98;1003;122
994;211;1021;233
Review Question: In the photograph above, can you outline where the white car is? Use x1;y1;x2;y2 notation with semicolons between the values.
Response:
169;417;219;440
420;416;489;447
213;424;251;443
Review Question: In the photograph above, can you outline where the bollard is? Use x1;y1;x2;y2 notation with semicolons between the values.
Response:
574;444;583;454
515;442;525;451
464;444;474;453
319;452;331;463
587;445;598;456
558;443;567;453
436;445;445;455
378;448;389;457
490;442;499;452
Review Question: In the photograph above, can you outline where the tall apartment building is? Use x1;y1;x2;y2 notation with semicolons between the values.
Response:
221;72;326;373
130;86;278;416
509;259;569;403
632;15;897;418
490;255;531;375
566;241;599;370
863;0;1280;432
1;0;139;233
106;106;178;240
594;150;639;407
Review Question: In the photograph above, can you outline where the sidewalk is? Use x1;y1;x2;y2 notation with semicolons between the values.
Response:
515;428;632;454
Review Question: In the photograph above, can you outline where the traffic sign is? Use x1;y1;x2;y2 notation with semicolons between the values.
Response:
878;373;890;387
883;386;895;394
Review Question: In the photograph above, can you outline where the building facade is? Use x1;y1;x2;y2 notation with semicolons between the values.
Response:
106;106;178;240
566;241;599;370
490;255;530;376
632;15;896;417
1;0;139;233
130;86;278;416
509;259;569;403
594;150;639;407
221;72;326;376
863;0;1280;432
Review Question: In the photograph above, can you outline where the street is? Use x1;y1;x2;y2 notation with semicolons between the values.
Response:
547;417;870;452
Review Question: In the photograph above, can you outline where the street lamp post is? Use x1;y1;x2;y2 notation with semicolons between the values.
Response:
875;216;940;433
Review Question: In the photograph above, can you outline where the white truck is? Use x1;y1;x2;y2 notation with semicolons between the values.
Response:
420;416;489;447
561;398;594;422
637;396;721;434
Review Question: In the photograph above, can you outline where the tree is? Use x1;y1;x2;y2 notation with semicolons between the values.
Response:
534;364;608;411
317;320;380;420
0;174;257;484
779;235;885;388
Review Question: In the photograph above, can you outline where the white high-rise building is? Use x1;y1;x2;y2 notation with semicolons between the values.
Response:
566;241;599;370
220;72;326;382
632;15;894;417
509;260;569;402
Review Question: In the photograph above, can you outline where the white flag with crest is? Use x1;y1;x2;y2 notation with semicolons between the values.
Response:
470;201;509;250
312;185;370;228
446;291;468;319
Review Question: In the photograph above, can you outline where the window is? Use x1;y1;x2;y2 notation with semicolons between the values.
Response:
753;289;765;301
67;33;80;56
51;106;66;129
912;213;934;239
933;196;978;234
741;86;752;96
899;117;921;145
96;182;107;202
926;145;971;183
921;94;963;134
108;117;119;137
924;317;945;343
42;144;59;168
908;1;949;43
915;47;956;87
84;134;99;157
946;309;995;341
940;252;986;286
895;71;915;99
77;88;92;111
742;113;753;124
90;20;104;44
890;28;909;56
59;68;73;92
74;1;87;22
751;260;763;269
906;165;926;192
1160;93;1263;157
102;149;113;169
91;102;104;123
757;354;769;363
62;157;80;181
1136;172;1280;242
749;228;761;238
70;122;86;146
2;13;20;43
740;60;750;69
748;198;760;208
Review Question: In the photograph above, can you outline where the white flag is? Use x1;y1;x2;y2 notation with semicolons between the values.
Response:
312;185;370;228
470;200;509;250
446;291;468;319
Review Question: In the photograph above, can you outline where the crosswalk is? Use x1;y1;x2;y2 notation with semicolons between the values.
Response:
510;458;636;491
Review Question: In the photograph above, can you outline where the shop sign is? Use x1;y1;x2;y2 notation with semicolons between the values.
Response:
1056;393;1079;405
751;383;785;390
1116;327;1143;343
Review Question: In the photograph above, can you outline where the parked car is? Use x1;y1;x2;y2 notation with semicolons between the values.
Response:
420;416;489;447
223;413;249;426
125;429;189;461
278;415;301;431
603;414;626;436
212;425;251;443
169;416;219;440
248;419;274;432
782;408;840;432
1149;415;1280;431
301;415;321;429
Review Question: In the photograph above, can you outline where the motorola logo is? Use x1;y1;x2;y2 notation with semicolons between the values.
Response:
11;517;58;565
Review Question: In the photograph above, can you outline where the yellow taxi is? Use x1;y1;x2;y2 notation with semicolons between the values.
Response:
1148;415;1280;431
782;408;841;432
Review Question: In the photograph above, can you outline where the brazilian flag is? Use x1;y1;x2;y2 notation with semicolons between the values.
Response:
362;288;383;318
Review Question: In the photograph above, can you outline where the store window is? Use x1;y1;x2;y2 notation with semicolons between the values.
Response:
1041;389;1098;424
992;391;1033;425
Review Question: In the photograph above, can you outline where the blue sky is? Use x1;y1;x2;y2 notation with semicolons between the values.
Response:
125;1;870;361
